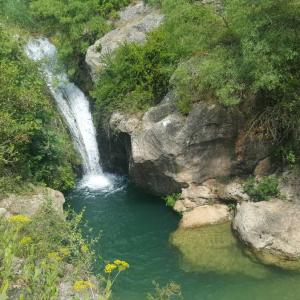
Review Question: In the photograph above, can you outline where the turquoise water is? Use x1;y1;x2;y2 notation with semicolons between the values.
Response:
67;179;300;300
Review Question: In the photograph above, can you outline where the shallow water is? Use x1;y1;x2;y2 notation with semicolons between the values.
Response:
67;180;300;300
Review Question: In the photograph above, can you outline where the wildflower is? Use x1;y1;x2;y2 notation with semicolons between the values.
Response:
48;251;62;261
114;259;122;265
19;236;32;246
114;259;129;271
9;215;31;224
104;263;117;273
59;247;70;257
80;244;89;254
73;280;93;291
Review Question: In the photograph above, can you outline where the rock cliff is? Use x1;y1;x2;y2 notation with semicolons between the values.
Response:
99;94;270;196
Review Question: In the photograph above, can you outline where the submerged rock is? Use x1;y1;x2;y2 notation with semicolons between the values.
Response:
0;187;65;218
179;204;230;229
170;223;269;278
86;1;163;76
233;200;300;270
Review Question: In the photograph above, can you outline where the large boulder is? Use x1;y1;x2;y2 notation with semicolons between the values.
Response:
0;187;65;218
99;94;269;195
233;200;300;270
86;2;163;76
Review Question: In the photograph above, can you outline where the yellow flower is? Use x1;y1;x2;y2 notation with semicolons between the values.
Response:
59;247;70;257
73;280;93;291
114;259;122;265
9;215;31;224
80;244;89;254
104;263;117;273
19;236;32;246
114;259;129;271
48;252;62;261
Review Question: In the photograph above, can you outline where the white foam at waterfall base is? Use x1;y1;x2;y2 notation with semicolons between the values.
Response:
25;38;113;190
79;174;114;190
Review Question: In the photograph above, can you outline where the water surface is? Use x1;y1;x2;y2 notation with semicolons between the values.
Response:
67;180;300;300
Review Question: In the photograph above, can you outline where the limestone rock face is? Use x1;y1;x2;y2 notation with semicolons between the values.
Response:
174;178;249;213
0;187;65;218
86;2;163;76
179;204;230;229
100;94;270;195
233;200;300;269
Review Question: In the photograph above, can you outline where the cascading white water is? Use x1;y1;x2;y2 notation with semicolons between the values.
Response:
25;38;112;189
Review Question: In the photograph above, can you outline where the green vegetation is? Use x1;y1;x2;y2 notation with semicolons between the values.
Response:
164;193;181;208
0;0;131;82
93;0;300;159
0;203;95;299
244;176;279;202
147;281;182;300
0;24;78;194
93;0;223;115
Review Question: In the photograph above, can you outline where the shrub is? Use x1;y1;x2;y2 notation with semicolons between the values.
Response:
147;281;182;300
92;0;224;116
92;29;177;117
164;193;181;208
243;176;279;202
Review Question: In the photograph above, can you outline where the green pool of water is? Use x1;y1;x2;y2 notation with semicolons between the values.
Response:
67;180;300;300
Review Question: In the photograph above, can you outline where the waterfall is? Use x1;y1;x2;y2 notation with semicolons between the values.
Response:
25;38;112;189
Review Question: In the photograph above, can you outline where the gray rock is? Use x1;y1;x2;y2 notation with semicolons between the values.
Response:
254;157;272;177
0;187;65;218
216;179;250;203
100;94;269;195
233;200;300;269
179;204;230;229
133;100;243;194
86;2;163;76
0;207;7;217
279;167;300;202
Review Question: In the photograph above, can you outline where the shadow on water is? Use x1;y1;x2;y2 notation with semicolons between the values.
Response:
66;178;300;300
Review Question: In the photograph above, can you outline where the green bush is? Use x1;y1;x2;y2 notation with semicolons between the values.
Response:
147;281;182;300
243;176;279;202
92;0;224;116
92;31;176;116
164;193;181;208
